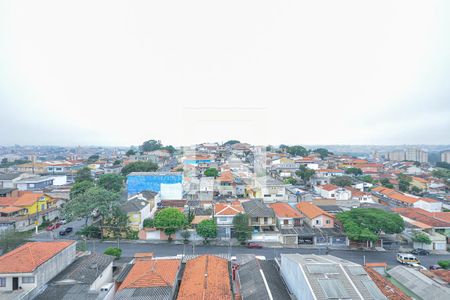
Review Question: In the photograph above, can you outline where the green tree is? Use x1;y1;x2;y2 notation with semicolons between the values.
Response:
295;165;315;182
104;247;122;259
286;145;309;157
161;145;176;154
380;178;394;189
412;232;432;247
196;219;217;244
284;177;297;185
331;176;353;187
398;174;412;192
233;213;252;244
121;161;158;176
204;167;219;177
436;161;450;170
75;167;93;183
64;187;120;226
345;167;363;176
143;218;154;228
313;148;332;159
113;160;122;166
411;186;422;195
154;208;186;241
336;208;404;243
76;225;101;239
224;140;240;146
102;206;130;238
361;175;374;184
140;140;162;152
432;168;450;180
98;174;124;192
0;229;31;254
87;154;100;164
126;149;137;156
70;180;95;200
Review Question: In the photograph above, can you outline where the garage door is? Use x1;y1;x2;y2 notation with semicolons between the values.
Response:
434;242;446;250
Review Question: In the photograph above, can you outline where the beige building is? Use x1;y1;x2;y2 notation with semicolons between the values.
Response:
441;150;450;163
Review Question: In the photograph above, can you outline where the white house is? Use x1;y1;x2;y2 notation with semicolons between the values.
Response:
413;197;443;213
0;241;76;299
214;203;243;239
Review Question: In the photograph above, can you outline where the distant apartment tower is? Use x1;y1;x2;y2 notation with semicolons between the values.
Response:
387;148;427;163
387;150;405;161
405;148;428;163
441;150;450;163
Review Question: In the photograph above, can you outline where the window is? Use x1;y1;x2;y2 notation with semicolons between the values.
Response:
219;217;227;222
315;220;320;225
283;220;289;225
22;276;35;284
326;219;331;224
0;277;6;287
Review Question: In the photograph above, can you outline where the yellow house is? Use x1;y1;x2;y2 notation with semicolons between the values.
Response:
411;177;428;191
13;193;52;215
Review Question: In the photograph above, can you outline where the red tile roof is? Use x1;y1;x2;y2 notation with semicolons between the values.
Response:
318;184;339;191
0;197;18;207
0;241;75;273
119;258;180;290
13;193;46;207
365;267;411;300
217;171;233;182
296;202;333;219
393;208;450;228
214;203;243;216
270;203;303;218
177;255;232;300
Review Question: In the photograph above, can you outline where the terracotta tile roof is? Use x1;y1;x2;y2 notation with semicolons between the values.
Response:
0;206;25;213
270;203;303;218
214;203;243;216
431;212;450;222
0;197;18;207
411;176;428;183
0;241;75;273
419;197;439;203
389;193;418;204
119;258;180;290
218;171;233;182
430;269;450;284
13;193;46;207
393;208;450;228
364;266;411;300
345;186;366;197
177;255;232;300
318;184;339;191
296;202;333;219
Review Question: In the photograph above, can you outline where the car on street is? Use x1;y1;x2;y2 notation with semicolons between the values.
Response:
429;265;442;270
408;263;427;270
59;230;67;236
46;223;61;231
411;248;430;256
59;219;67;225
397;253;420;265
246;242;263;249
65;227;73;233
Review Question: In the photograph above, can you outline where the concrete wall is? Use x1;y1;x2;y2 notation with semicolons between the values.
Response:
280;255;314;300
90;262;113;291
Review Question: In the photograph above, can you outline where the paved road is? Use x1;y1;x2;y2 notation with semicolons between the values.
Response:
32;217;90;241
86;241;450;267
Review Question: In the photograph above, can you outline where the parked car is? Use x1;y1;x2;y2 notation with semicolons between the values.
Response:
411;248;430;256
59;230;66;236
408;263;427;270
46;224;56;231
65;227;73;233
58;219;67;225
429;265;442;270
246;242;263;249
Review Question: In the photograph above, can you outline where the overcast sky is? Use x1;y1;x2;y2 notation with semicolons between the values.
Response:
0;0;449;147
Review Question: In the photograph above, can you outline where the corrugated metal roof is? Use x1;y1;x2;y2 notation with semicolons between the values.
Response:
306;264;338;274
318;279;350;299
361;279;388;300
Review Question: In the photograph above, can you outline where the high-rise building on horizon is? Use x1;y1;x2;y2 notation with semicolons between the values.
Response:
386;148;428;163
441;150;450;163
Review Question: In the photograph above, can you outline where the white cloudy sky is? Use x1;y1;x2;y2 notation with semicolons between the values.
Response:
0;0;449;146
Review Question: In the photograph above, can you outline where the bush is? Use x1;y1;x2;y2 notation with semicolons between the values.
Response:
104;247;122;259
437;260;450;269
77;225;101;239
143;218;154;228
126;230;139;240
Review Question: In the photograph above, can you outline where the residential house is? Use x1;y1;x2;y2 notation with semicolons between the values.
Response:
280;254;387;300
345;186;374;204
372;186;443;212
35;252;114;300
215;170;235;196
115;254;181;300
15;176;54;191
234;255;291;300
270;203;303;244
312;169;344;185
177;255;232;300
0;173;33;189
242;200;276;232
314;184;356;208
121;198;151;231
411;176;428;191
296;202;334;228
0;188;18;198
214;202;243;239
253;176;288;203
0;241;76;299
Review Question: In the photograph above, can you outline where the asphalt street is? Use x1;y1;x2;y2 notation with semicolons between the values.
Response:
85;241;450;267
